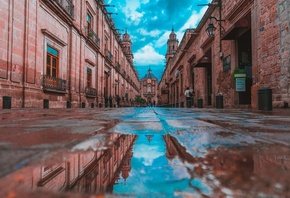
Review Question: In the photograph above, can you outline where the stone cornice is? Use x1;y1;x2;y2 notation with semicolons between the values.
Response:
225;0;254;23
200;36;214;51
41;29;67;46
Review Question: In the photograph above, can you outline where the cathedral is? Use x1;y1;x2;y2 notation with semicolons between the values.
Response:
140;68;158;106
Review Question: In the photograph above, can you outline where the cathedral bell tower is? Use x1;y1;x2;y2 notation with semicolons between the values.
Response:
122;30;134;64
166;27;179;62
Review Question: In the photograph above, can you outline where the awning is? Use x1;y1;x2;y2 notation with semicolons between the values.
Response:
194;62;211;68
222;12;251;40
221;26;250;40
193;50;211;68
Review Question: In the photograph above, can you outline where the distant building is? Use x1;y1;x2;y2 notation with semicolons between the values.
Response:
140;68;158;106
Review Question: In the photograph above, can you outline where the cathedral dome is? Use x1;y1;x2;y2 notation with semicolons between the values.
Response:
142;68;157;79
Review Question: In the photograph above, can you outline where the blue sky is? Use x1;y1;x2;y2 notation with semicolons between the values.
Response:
104;0;211;81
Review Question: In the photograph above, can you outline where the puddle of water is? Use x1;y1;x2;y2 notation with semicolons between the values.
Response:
0;132;289;197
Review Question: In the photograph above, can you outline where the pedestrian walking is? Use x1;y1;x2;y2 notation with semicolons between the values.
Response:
184;87;192;108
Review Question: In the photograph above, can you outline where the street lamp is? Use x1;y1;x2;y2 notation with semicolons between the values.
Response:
206;16;225;37
106;12;118;16
206;19;217;37
199;0;225;58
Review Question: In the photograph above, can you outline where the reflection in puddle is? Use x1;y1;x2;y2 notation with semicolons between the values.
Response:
0;133;290;197
0;133;137;197
113;134;206;196
164;134;290;197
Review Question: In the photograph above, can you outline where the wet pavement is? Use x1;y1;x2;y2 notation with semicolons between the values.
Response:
0;107;290;197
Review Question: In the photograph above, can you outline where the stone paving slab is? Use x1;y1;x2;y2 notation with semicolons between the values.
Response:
0;107;289;197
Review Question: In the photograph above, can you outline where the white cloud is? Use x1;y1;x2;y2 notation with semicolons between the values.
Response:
180;6;208;31
155;31;170;48
130;34;138;43
122;0;150;26
134;144;163;166
155;6;208;50
122;0;144;26
134;44;165;66
140;37;146;41
138;28;161;37
151;16;158;20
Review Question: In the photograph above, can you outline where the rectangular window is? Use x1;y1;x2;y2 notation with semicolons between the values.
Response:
46;46;59;77
87;13;92;29
115;50;118;66
87;68;92;87
104;37;108;50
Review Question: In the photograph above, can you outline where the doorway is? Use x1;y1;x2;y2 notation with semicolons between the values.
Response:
238;29;252;105
206;65;212;105
104;73;109;98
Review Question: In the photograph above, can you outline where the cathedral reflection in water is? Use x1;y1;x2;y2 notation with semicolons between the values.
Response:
16;134;137;194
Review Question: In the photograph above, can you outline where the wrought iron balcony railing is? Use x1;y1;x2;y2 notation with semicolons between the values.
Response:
42;75;66;92
106;49;113;62
52;0;74;19
85;86;97;97
116;62;121;70
122;71;126;78
43;0;74;19
87;27;100;47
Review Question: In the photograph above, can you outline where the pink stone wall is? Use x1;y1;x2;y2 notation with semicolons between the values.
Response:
0;0;140;109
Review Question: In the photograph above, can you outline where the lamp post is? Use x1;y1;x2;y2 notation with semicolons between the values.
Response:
101;4;115;7
106;12;118;16
198;0;225;58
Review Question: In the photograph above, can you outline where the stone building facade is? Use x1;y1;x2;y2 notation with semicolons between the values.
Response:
159;0;290;109
0;0;140;109
140;68;158;106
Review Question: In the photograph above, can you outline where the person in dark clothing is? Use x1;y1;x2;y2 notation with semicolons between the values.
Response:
109;95;113;108
105;96;109;108
116;95;120;107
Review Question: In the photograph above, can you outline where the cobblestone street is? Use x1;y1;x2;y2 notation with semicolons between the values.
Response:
0;107;290;197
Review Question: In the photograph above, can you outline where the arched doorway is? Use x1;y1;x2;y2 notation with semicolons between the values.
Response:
147;97;152;104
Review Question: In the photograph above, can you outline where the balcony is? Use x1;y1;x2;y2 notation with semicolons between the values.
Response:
43;0;74;19
85;87;96;97
87;27;100;48
54;0;74;18
106;49;113;62
116;62;121;70
42;75;66;93
122;71;126;78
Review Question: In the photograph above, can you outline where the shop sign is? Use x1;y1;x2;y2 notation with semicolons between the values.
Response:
236;78;246;92
233;67;246;78
223;55;231;71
